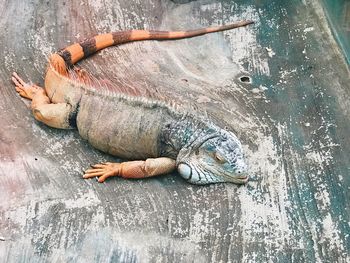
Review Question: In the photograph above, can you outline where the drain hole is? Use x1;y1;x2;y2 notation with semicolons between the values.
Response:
240;76;251;83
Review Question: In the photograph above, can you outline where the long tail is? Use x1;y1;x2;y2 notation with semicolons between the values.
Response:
51;20;254;73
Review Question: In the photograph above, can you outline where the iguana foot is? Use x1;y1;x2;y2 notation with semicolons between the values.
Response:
12;72;74;129
11;72;41;100
84;162;120;183
83;158;176;183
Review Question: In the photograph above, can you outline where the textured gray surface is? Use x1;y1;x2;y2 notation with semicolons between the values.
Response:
0;0;349;262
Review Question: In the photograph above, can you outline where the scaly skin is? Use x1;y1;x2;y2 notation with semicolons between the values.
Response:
160;115;248;184
12;21;253;184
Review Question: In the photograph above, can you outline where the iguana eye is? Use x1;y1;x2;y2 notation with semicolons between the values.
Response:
214;152;227;164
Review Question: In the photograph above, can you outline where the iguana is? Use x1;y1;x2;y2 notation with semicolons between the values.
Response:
12;20;253;184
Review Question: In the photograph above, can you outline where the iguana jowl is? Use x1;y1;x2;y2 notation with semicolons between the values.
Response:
12;21;253;184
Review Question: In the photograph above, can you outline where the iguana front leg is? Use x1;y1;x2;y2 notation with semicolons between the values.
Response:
83;157;176;183
12;72;74;129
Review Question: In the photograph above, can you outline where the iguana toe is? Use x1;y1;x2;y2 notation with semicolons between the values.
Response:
83;162;120;183
12;72;41;100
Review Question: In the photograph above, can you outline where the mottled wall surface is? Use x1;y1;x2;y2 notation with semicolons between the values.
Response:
0;0;349;262
322;0;350;64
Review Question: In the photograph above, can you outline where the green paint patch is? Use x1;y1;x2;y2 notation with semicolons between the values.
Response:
322;0;350;64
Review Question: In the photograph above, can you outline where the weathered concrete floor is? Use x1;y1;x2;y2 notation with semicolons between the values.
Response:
0;0;349;262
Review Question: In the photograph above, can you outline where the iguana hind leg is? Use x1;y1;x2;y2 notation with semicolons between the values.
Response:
12;72;41;100
83;157;176;183
12;72;74;129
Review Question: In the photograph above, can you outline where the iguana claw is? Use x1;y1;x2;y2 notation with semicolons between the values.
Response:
84;162;120;183
12;72;41;100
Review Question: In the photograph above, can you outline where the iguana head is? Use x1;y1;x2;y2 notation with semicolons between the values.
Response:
176;130;248;184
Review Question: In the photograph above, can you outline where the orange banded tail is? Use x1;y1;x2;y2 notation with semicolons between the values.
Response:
56;20;254;68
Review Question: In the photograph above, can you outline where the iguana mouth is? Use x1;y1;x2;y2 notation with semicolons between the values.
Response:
236;175;249;183
177;159;249;184
202;162;249;184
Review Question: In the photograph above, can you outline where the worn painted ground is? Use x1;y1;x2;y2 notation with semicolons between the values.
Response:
0;0;349;262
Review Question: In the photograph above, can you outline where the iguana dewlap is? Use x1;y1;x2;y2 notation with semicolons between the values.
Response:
12;21;253;184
